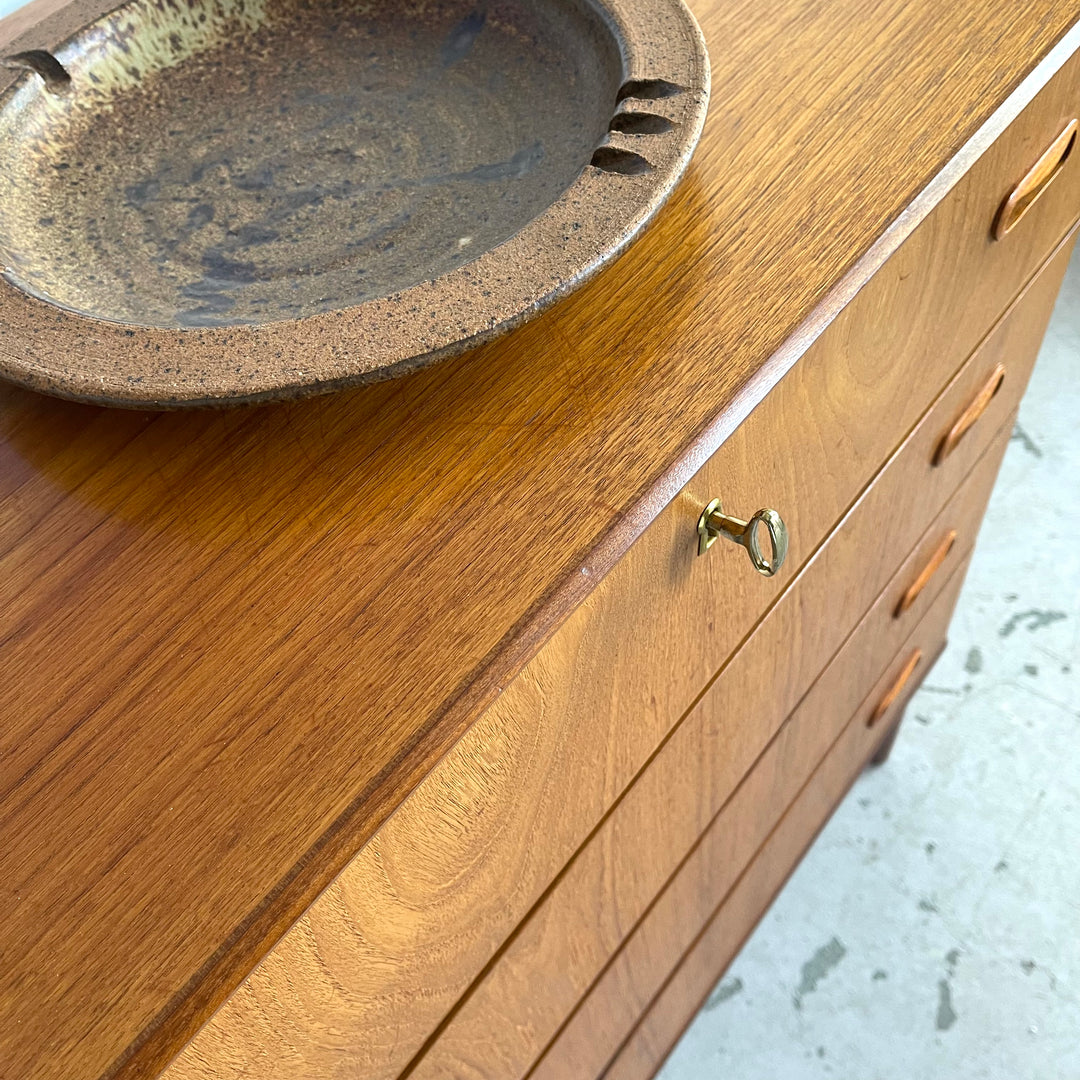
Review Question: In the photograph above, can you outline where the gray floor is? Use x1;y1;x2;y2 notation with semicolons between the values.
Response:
659;254;1080;1079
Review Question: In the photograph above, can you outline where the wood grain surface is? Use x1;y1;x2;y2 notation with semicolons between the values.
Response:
164;218;1079;1080
388;232;1070;1079
164;193;1079;1080
2;3;1080;1079
599;612;961;1080
404;434;1011;1080
532;442;1011;1080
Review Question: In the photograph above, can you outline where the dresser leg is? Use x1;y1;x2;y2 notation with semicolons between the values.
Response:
869;718;903;765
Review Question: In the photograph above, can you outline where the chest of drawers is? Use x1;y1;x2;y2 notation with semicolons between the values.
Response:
1;3;1079;1079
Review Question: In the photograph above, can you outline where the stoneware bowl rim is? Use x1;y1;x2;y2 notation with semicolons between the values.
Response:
0;0;710;408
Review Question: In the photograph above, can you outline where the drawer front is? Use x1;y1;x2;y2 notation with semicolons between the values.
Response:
166;161;1080;1080
596;566;968;1080
413;411;1013;1080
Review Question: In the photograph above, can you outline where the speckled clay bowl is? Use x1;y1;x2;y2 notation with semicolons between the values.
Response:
0;0;708;406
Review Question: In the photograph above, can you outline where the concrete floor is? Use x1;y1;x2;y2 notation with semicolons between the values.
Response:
659;252;1080;1079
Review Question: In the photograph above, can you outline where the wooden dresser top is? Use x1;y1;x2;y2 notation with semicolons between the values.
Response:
2;2;1077;1078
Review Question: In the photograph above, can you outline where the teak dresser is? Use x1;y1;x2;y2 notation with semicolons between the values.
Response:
2;2;1079;1079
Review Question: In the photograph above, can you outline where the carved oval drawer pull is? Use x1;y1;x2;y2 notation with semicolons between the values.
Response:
934;363;1006;465
868;649;923;729
895;530;957;617
697;498;789;576
994;119;1078;240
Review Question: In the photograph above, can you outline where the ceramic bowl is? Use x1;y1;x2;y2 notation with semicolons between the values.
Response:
0;0;708;405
